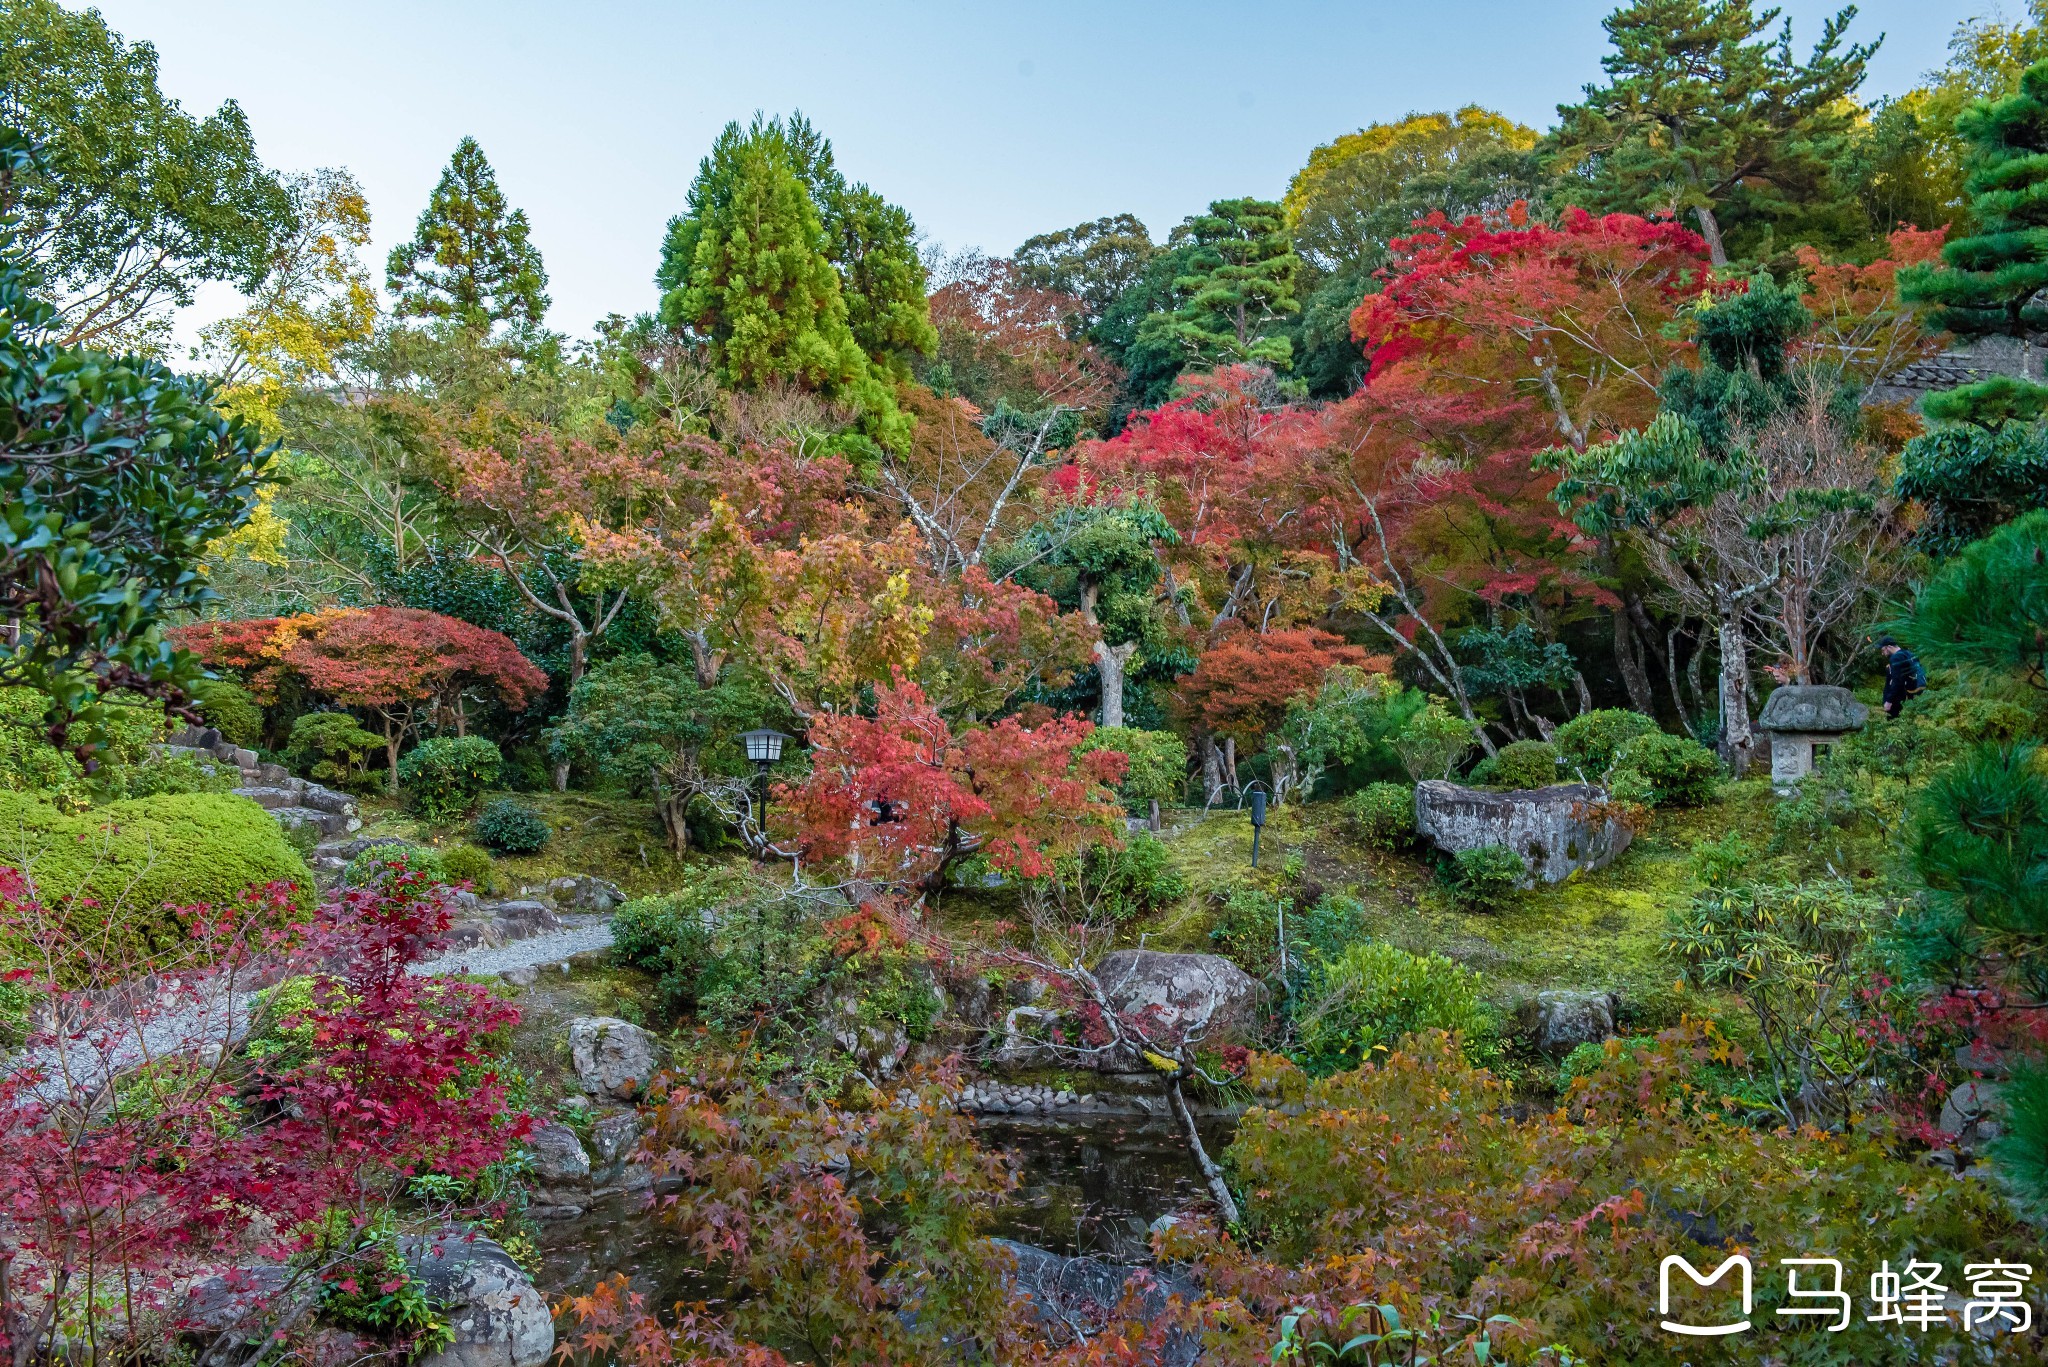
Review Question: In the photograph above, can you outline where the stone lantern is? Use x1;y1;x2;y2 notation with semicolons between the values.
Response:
1757;684;1868;791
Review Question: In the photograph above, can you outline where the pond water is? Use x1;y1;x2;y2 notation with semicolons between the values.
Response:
534;1113;1237;1306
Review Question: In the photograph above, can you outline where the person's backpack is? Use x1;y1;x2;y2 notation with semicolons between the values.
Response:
1906;651;1927;691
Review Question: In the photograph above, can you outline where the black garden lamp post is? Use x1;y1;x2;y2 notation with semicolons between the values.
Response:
740;728;792;842
1247;786;1268;867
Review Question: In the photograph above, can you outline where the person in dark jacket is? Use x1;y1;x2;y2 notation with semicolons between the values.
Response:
1879;636;1926;718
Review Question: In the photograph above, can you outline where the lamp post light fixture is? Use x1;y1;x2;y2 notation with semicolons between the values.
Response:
739;728;793;846
1247;786;1268;867
741;728;791;767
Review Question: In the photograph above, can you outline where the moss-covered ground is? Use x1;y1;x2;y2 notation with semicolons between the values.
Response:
382;776;1799;1045
349;789;705;898
926;781;1795;1031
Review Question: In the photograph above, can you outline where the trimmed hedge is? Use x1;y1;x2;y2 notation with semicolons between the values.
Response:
1552;709;1659;780
1610;732;1721;807
470;798;550;854
398;736;502;822
1472;739;1561;790
193;678;264;748
0;791;312;963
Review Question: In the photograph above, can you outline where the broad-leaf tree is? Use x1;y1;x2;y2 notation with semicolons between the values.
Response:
782;681;1125;897
0;0;291;349
1285;108;1544;393
173;607;547;788
1011;213;1157;336
0;128;276;758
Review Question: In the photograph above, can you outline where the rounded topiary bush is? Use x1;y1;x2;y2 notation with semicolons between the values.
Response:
192;678;264;749
341;844;446;888
469;798;550;854
1610;732;1721;807
397;736;502;822
437;843;496;893
0;791;312;964
1472;739;1561;790
1445;843;1527;908
1552;708;1660;780
1344;782;1416;852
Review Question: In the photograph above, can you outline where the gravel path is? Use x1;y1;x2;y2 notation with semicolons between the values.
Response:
409;913;615;979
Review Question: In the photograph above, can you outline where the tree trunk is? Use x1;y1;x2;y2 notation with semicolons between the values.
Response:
1613;605;1656;717
1223;736;1240;794
1149;797;1160;833
1718;615;1757;775
382;716;401;794
1094;639;1138;729
1166;1073;1239;1226
687;631;718;688
1694;204;1729;268
1201;735;1224;805
556;630;588;792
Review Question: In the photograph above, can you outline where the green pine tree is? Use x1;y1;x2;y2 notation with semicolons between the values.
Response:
1547;0;1876;264
657;114;922;449
1137;198;1300;372
385;137;549;329
1899;61;2048;427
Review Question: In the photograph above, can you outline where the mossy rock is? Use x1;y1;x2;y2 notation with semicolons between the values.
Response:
0;791;313;966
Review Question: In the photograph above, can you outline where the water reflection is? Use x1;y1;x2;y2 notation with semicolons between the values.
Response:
534;1114;1237;1306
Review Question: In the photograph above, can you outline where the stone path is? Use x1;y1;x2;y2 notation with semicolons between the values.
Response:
409;913;615;979
10;914;616;1102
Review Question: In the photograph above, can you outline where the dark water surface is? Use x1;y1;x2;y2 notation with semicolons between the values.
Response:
534;1114;1235;1306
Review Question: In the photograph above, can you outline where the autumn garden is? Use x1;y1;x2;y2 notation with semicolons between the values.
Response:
12;0;2048;1362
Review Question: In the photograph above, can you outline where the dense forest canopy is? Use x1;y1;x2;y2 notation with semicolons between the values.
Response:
11;0;2048;1363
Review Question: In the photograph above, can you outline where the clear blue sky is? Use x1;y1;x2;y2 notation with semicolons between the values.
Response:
84;0;1992;342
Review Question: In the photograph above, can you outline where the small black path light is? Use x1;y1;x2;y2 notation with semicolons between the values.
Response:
740;728;792;843
1246;782;1269;867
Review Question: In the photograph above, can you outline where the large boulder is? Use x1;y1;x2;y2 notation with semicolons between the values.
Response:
1524;990;1618;1055
1413;781;1631;886
568;1017;660;1100
528;1131;593;1188
403;1232;553;1367
546;875;626;912
1090;950;1263;1056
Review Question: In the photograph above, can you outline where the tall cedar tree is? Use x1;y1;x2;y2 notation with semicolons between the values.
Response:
1899;60;2048;427
657;114;929;449
385;136;549;328
1137;198;1300;371
1548;0;1876;265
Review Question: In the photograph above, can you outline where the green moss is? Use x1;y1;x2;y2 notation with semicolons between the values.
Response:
353;789;714;898
0;791;312;966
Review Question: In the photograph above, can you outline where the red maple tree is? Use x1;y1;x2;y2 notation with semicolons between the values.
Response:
0;867;526;1358
780;682;1126;896
173;608;546;786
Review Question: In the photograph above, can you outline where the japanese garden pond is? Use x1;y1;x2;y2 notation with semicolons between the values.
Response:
533;1112;1238;1306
